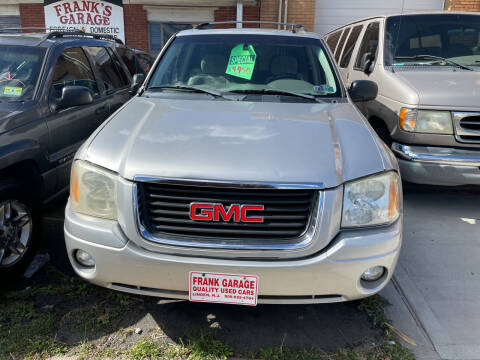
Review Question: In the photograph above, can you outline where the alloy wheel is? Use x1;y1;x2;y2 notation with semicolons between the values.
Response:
0;200;32;267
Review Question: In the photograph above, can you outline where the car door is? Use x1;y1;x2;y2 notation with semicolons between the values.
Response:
44;46;109;190
84;46;131;116
348;21;381;115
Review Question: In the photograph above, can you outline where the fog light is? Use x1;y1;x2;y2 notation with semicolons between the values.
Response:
75;250;95;267
361;266;385;282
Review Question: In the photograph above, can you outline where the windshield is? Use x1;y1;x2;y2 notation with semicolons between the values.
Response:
147;34;342;100
385;14;480;67
0;46;45;101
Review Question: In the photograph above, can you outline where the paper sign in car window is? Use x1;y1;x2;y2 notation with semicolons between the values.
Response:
226;44;256;80
3;86;22;97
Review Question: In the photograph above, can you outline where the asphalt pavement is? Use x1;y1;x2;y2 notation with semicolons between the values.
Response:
40;184;480;359
382;184;480;360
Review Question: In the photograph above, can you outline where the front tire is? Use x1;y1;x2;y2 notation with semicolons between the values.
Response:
0;187;39;281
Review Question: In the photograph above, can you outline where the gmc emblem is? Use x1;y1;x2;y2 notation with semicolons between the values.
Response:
189;203;264;223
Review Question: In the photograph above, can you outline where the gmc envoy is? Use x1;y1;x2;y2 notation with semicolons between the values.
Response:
64;23;402;305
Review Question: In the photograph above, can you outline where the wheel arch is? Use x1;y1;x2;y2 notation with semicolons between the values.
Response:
0;159;44;202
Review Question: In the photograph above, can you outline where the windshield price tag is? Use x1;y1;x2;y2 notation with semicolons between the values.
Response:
3;86;22;96
226;44;256;80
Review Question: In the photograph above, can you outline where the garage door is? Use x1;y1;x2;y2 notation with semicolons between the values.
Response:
314;0;445;35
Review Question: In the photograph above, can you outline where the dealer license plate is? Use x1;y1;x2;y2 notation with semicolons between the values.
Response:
189;271;259;306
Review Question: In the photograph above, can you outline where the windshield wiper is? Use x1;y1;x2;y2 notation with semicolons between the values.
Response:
224;89;320;102
395;55;473;71
147;85;224;98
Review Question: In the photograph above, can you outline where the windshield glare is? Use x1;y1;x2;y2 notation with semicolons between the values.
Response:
0;46;45;101
385;14;480;67
147;34;341;99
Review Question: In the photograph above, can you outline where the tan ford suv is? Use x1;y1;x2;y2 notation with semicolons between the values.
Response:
326;12;480;186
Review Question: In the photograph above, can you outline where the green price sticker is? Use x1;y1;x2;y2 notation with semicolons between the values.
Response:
226;44;256;80
3;86;22;96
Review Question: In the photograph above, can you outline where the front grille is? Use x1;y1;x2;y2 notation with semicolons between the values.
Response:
136;182;317;241
454;112;480;143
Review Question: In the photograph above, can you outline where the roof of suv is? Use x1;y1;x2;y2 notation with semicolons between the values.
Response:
325;11;480;35
0;31;120;48
177;27;322;40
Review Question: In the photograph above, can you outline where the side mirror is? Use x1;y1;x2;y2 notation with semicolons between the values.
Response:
130;73;145;95
56;86;93;110
360;52;375;74
349;80;378;102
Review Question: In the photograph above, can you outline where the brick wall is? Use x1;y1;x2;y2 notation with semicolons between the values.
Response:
123;4;149;52
19;3;45;32
214;6;261;28
445;0;480;10
261;0;315;32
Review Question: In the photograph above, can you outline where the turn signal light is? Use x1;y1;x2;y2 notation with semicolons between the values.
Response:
399;108;417;131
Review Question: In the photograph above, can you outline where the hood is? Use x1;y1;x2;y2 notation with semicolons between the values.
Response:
394;69;480;108
84;97;387;189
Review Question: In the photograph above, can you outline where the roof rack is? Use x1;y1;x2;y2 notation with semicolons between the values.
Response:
43;31;124;44
0;28;123;45
194;21;306;33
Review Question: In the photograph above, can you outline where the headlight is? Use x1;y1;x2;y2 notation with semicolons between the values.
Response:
399;109;453;134
70;160;117;220
342;172;401;228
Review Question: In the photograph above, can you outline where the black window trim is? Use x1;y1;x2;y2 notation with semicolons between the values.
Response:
353;21;380;72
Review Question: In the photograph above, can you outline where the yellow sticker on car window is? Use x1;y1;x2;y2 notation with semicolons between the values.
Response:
4;86;22;96
225;44;256;80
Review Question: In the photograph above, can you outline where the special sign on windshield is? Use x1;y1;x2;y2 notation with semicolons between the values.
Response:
225;44;256;80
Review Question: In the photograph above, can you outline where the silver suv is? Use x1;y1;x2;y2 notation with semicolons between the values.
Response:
326;12;480;186
64;23;402;305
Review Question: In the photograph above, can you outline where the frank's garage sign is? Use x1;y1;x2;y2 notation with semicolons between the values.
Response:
44;0;125;43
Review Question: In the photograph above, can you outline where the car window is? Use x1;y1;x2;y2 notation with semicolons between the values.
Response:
147;34;342;100
0;45;45;101
117;46;137;76
340;25;363;68
326;30;342;54
355;22;380;70
136;53;153;74
385;14;480;67
335;27;351;62
85;46;126;92
50;47;98;99
107;48;130;85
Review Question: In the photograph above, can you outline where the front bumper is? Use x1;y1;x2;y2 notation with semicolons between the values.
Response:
64;203;402;304
392;142;480;186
